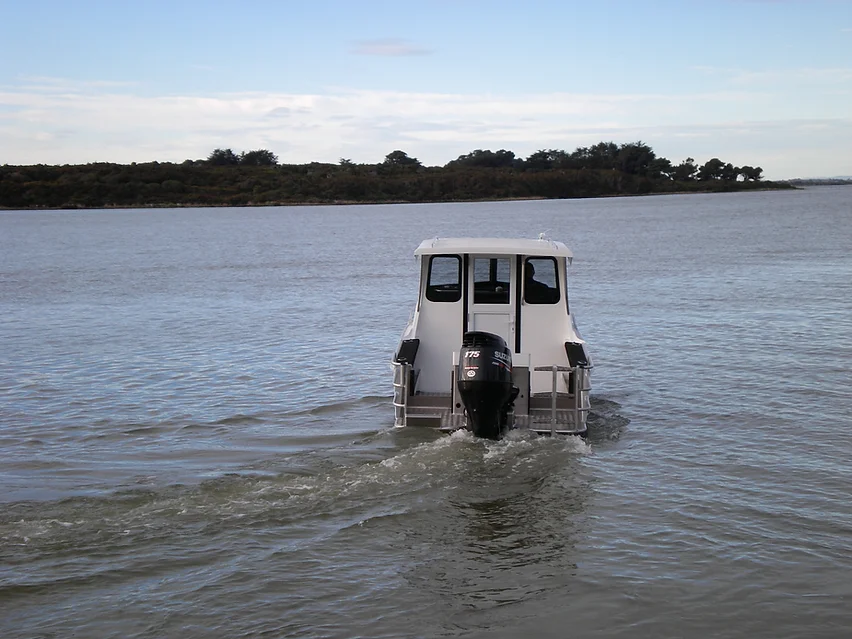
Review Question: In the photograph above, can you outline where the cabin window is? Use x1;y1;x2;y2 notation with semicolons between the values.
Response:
473;257;511;305
425;255;462;302
564;271;571;314
524;257;560;304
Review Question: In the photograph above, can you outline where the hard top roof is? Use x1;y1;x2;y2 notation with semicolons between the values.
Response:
414;237;573;260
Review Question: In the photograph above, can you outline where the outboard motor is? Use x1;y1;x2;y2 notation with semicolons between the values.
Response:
457;331;519;439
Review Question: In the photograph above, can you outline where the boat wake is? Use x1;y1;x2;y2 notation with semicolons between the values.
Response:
585;395;630;443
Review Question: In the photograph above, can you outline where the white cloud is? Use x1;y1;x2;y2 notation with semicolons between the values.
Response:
692;65;852;85
0;77;849;179
732;67;852;86
11;75;138;92
350;38;432;56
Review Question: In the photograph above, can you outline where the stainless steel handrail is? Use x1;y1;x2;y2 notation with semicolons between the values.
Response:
391;362;411;426
534;364;592;435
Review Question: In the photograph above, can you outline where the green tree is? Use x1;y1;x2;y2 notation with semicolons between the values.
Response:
648;157;673;180
383;150;422;167
446;149;516;169
207;148;240;166
672;158;698;181
720;162;738;181
572;142;619;170
240;149;278;166
616;141;656;176
698;158;726;180
525;149;570;170
739;165;763;181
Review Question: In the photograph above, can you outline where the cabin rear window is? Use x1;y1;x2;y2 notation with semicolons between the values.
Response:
473;257;511;305
524;257;560;304
426;255;462;302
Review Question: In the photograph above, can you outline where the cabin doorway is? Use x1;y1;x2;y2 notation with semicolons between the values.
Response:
468;256;516;350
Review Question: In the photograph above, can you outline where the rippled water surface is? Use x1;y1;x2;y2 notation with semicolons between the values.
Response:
1;188;851;638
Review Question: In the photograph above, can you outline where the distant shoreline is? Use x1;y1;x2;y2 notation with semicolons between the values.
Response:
0;184;799;212
0;155;798;211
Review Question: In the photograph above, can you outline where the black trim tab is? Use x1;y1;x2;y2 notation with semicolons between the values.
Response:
395;339;420;364
564;342;590;367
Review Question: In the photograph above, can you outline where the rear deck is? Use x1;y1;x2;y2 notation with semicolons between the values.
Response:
393;361;591;436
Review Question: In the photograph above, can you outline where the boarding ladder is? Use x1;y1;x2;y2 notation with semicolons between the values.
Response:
532;364;592;435
392;361;411;427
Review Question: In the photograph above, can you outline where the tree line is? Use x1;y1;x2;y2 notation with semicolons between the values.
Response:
0;141;786;210
206;143;764;182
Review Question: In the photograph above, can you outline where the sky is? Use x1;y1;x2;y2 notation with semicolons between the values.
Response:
1;0;850;179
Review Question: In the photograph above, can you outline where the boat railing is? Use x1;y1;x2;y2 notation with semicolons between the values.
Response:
392;361;410;427
533;364;592;435
395;359;591;433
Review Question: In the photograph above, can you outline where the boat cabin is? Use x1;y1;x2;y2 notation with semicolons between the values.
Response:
393;237;592;437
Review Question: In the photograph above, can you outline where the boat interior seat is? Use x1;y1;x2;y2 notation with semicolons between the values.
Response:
474;280;510;304
426;284;461;302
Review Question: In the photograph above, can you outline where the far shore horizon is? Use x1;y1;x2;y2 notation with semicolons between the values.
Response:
0;144;832;211
1;184;820;213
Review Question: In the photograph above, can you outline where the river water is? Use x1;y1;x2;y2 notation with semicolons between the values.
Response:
1;188;850;638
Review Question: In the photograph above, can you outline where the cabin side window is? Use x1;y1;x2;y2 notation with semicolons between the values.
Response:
425;255;462;302
564;265;571;314
524;257;561;304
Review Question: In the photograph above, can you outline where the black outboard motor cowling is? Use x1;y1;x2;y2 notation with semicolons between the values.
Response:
457;331;518;439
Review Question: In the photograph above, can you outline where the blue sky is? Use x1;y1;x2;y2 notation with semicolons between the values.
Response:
1;0;850;178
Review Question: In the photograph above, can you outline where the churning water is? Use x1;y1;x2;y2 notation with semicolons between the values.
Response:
1;188;850;638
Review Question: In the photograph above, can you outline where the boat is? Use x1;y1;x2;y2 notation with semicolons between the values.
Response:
392;236;592;439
